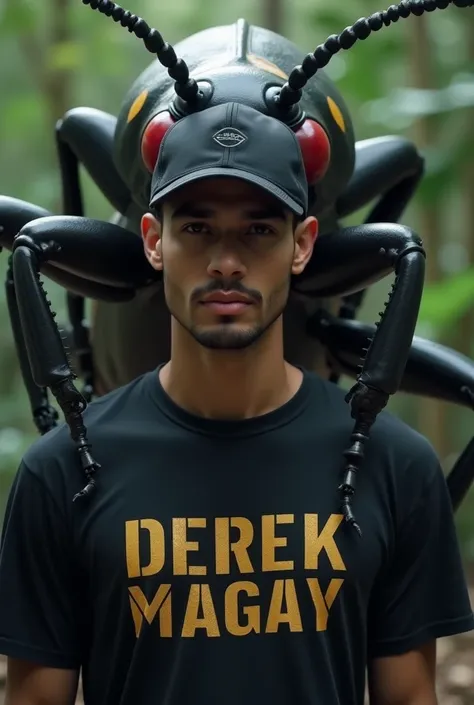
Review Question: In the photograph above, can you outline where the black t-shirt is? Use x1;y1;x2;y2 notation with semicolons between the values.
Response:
0;368;472;705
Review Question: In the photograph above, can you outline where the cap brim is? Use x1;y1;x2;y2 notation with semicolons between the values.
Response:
149;167;305;216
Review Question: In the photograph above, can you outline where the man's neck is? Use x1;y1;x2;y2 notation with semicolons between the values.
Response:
159;322;304;420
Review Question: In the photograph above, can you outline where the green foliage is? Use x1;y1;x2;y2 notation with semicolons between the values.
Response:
0;0;39;35
418;268;474;337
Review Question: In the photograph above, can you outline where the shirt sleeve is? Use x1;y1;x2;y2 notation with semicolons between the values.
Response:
0;460;83;668
367;445;474;658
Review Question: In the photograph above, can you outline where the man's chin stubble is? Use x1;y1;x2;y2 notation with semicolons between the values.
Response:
188;324;265;350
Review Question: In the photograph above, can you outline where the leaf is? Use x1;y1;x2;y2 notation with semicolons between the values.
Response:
418;268;474;334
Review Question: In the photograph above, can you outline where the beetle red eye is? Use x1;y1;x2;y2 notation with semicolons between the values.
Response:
141;111;176;173
294;119;331;185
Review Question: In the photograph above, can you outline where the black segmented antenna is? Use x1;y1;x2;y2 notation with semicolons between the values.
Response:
276;0;474;109
82;0;200;104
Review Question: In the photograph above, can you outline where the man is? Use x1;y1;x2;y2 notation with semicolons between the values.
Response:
0;102;472;705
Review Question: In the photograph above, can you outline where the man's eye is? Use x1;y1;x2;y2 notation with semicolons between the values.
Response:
184;222;208;234
248;224;275;235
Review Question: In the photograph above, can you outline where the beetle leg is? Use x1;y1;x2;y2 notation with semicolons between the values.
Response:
66;292;94;403
5;256;59;435
14;216;155;291
311;312;474;410
0;198;94;409
56;107;131;216
336;136;424;224
0;196;52;250
0;197;93;408
2;210;155;413
11;236;98;500
334;136;425;342
56;108;134;403
312;313;474;512
295;222;423;297
0;196;135;300
9;214;153;499
300;223;427;534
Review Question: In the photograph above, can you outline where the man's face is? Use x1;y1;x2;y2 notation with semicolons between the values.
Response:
141;178;318;350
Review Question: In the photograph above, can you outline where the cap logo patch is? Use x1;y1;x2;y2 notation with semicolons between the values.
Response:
213;127;247;148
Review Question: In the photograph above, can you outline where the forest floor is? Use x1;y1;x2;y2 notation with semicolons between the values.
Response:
0;586;472;704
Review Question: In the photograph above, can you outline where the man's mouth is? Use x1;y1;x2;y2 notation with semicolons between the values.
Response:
200;291;253;315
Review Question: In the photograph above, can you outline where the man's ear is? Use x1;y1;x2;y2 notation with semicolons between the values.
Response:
292;216;319;276
141;212;163;271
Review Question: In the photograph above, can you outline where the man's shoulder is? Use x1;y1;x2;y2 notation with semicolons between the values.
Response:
304;370;440;477
22;370;157;475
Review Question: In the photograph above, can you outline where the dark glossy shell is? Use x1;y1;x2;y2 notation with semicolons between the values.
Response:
113;20;356;218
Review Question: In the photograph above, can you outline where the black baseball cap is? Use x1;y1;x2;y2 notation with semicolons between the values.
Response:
149;102;309;217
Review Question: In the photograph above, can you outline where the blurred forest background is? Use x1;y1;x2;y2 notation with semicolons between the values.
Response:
0;0;473;701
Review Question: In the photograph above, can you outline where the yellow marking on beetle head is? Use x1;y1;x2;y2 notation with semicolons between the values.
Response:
246;54;288;80
327;97;346;133
127;90;149;123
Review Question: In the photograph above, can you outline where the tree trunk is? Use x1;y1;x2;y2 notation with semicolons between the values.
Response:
408;15;450;460
457;12;474;360
19;0;74;208
261;0;284;33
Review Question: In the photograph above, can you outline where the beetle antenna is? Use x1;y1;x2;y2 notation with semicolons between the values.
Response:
276;0;473;110
81;0;200;105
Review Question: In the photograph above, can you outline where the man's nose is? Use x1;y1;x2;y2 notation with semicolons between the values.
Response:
207;242;247;279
